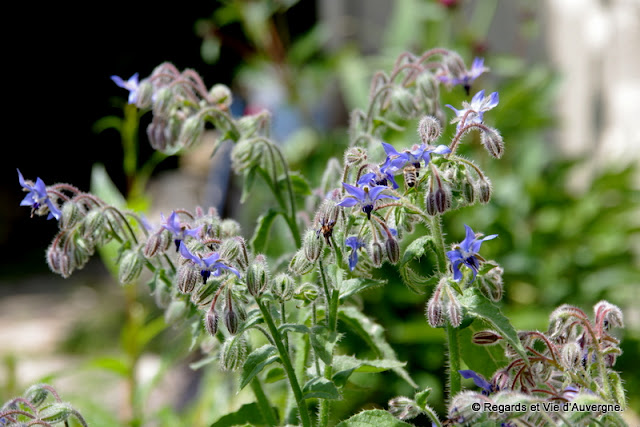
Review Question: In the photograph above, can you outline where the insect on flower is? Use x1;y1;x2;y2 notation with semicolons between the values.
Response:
317;217;336;247
402;164;419;188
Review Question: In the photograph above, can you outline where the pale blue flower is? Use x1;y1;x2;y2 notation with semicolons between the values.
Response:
446;224;497;282
17;169;61;220
161;211;203;251
179;242;240;283
446;89;499;131
111;73;140;104
337;182;399;219
345;236;366;271
438;57;489;93
459;369;494;395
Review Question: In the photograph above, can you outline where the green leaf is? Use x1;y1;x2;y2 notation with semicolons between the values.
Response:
310;325;340;365
90;164;127;278
458;288;529;364
302;377;340;400
189;354;218;371
281;170;312;196
239;345;280;390
241;167;258;203
339;278;387;300
459;320;508;379
336;409;414;427
249;208;281;253
339;306;417;388
414;388;431;411
332;355;406;388
399;264;438;294
209;402;274;427
401;235;434;266
88;356;128;377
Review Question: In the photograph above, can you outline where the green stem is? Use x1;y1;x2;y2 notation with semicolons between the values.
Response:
250;378;278;426
318;259;339;427
429;215;462;401
256;298;312;427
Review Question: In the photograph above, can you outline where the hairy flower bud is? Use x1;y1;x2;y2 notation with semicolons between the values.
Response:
425;181;452;216
561;342;583;370
445;287;463;327
153;277;172;308
40;403;73;424
273;273;295;302
209;83;232;107
219;236;249;270
472;330;503;345
594;300;624;330
461;172;476;204
144;229;171;258
385;236;400;264
219;335;248;371
83;209;106;239
147;116;171;151
204;308;219;337
481;127;504;159
477;178;492;204
345;147;368;166
46;244;72;278
390;86;418;117
177;264;199;293
388;396;421;420
179;115;204;148
231;138;262;171
370;242;384;267
60;202;83;230
135;79;154;109
294;282;319;303
448;391;484;425
477;265;504;302
220;219;241;238
416;71;439;103
223;299;240;335
303;229;323;262
152;87;173;116
289;249;314;275
246;255;269;297
23;384;51;407
418;116;442;143
426;289;445;327
117;250;143;284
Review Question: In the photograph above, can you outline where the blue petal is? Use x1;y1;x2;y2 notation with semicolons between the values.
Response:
337;197;358;207
45;199;62;220
179;242;202;266
459;370;493;394
471;89;486;105
342;183;366;201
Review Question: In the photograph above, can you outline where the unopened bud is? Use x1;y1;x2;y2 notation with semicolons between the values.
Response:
246;255;269;297
135;79;154;109
152;87;173;116
446;291;463;327
177;264;199;293
289;249;314;275
144;229;171;258
481;127;504;159
153;278;172;308
47;244;72;277
344;147;367;166
448;391;483;425
273;273;295;301
164;299;188;324
416;72;439;103
478;265;503;302
385;236;400;264
594;300;624;329
204;309;219;337
426;291;444;327
425;183;452;215
179;115;204;148
442;52;467;84
60;202;83;230
390;86;417;117
418;116;442;143
23;384;50;407
461;173;476;204
147;116;171;151
83;209;105;239
209;84;232;108
224;302;240;335
472;330;503;345
219;236;249;270
388;396;421;421
118;250;144;284
303;229;323;262
294;282;319;303
40;402;73;423
562;342;583;369
220;219;241;238
231;138;261;171
477;178;492;204
219;335;248;371
370;242;384;267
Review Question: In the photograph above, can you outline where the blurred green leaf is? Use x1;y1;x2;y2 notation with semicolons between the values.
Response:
250;208;281;253
336;409;414;427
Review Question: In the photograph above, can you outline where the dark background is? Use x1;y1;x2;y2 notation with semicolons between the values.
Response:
2;2;316;276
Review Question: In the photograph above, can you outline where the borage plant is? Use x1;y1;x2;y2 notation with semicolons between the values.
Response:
12;49;627;426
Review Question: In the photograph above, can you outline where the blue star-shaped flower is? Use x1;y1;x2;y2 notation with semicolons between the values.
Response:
438;57;489;94
337;182;399;219
345;236;366;271
17;169;61;220
179;242;241;283
459;369;494;395
380;142;451;174
358;169;399;190
446;224;497;282
111;73;140;104
161;211;203;251
445;89;499;132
